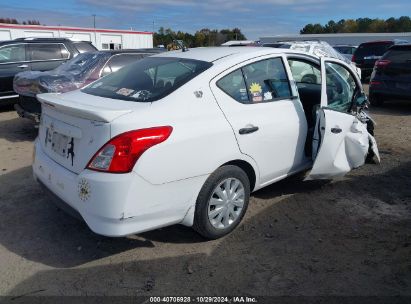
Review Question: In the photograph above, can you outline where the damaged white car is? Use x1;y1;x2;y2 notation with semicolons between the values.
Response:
33;47;379;239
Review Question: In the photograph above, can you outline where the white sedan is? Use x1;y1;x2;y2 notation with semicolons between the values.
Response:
33;47;379;239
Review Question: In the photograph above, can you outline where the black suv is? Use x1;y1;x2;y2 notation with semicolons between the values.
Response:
0;37;96;102
369;44;411;105
352;39;408;81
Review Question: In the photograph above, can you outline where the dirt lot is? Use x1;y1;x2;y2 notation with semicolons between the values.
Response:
0;96;410;299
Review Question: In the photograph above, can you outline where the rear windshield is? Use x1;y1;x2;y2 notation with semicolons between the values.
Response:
355;42;393;57
82;57;212;102
58;52;109;73
383;48;411;63
74;42;97;53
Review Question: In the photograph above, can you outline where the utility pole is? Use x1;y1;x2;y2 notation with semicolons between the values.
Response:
92;14;97;48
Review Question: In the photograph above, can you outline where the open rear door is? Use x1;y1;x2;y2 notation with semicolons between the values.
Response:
306;57;371;180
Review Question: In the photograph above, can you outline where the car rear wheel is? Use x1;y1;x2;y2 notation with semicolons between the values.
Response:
193;165;250;239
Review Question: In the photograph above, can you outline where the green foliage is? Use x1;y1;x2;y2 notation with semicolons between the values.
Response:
153;27;246;47
300;16;411;34
0;18;41;25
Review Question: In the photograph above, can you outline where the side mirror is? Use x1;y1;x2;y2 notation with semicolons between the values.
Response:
355;93;368;106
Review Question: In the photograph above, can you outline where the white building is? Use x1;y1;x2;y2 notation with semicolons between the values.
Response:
0;23;153;50
260;32;411;46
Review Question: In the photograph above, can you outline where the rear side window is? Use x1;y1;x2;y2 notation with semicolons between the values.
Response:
217;69;249;103
242;58;292;103
0;44;26;63
29;44;69;60
217;58;292;104
83;57;212;102
74;42;97;53
383;48;411;63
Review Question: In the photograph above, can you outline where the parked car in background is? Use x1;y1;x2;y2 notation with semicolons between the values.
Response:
33;47;379;239
221;40;256;47
333;44;357;61
263;40;361;78
0;37;96;102
369;44;411;105
352;39;408;81
14;49;164;121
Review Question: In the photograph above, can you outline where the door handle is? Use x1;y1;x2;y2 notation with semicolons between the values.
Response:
239;126;259;135
331;127;342;134
17;64;28;68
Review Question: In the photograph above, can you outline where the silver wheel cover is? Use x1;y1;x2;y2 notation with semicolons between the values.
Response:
207;178;245;229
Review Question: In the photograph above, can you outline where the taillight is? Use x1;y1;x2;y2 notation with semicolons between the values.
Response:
351;55;356;62
375;59;391;68
87;126;173;173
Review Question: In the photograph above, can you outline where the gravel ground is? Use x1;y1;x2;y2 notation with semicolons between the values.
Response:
0;96;410;299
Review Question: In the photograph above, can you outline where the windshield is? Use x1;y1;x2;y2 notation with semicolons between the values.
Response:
82;57;213;102
74;42;97;53
57;52;109;74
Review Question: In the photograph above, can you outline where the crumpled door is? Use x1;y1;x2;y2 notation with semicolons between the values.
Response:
306;57;380;180
306;108;376;180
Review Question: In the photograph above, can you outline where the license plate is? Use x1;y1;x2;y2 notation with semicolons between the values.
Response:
51;132;69;157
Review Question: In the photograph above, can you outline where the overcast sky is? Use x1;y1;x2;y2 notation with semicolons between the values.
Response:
1;0;410;39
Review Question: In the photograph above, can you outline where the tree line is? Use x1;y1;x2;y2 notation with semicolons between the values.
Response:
153;27;247;48
0;18;41;25
301;16;411;34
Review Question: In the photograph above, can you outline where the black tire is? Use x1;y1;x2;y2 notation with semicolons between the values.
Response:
369;93;384;106
365;120;376;163
193;165;250;239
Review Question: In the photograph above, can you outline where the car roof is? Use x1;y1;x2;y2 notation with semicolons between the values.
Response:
0;37;93;46
388;44;411;51
152;46;313;63
359;39;408;46
99;48;165;55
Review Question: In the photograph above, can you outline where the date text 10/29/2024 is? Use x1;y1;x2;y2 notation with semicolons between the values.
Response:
149;296;258;303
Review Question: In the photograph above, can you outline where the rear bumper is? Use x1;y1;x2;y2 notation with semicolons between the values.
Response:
33;140;206;236
0;94;18;100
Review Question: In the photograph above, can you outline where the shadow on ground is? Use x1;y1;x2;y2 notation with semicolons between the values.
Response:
369;99;411;117
1;159;410;296
0;116;37;142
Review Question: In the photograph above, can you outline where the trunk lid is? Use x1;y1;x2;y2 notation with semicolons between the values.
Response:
37;91;149;174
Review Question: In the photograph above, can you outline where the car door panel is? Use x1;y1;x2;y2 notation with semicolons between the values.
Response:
0;63;30;97
0;43;29;98
307;57;377;180
210;55;308;185
306;108;369;180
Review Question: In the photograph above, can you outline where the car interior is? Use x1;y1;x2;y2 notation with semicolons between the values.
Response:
288;58;322;156
287;57;358;157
